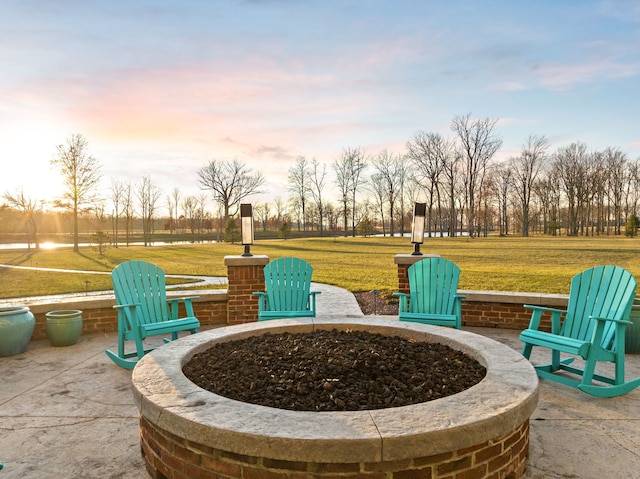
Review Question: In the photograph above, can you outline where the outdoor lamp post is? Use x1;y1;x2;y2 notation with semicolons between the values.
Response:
240;203;254;257
411;202;426;255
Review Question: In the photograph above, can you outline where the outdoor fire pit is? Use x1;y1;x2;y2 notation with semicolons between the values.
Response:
132;318;539;479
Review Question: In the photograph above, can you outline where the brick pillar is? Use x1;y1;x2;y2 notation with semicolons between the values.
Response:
224;255;269;324
394;253;440;294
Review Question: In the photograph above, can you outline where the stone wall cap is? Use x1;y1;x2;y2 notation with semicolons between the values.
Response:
224;255;270;266
394;253;441;265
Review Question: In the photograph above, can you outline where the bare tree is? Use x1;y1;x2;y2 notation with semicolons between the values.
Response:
487;162;513;236
368;172;388;235
109;178;125;248
371;149;403;236
137;176;162;246
588;151;606;236
50;133;102;252
333;153;351;236
625;158;640;220
309;158;328;236
273;196;286;227
511;135;549;237
440;149;463;236
91;200;110;254
166;187;181;234
254;202;271;231
552;142;592;236
121;181;135;245
324;202;338;235
181;196;198;234
332;147;368;236
602;148;627;235
3;189;42;250
533;170;561;236
406;132;453;237
197;159;265;221
288;157;311;231
450;114;502;237
395;156;412;235
197;194;208;233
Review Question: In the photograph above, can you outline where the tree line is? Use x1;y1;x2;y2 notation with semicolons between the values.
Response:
3;113;640;251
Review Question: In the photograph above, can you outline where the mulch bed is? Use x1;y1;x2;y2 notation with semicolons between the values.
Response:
183;329;486;411
354;290;399;315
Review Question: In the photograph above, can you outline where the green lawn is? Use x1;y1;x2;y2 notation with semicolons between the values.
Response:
1;235;639;299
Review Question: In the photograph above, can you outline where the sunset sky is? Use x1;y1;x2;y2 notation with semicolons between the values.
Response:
1;0;639;212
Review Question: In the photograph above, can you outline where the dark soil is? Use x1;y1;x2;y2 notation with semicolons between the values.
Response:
354;290;399;315
183;329;486;411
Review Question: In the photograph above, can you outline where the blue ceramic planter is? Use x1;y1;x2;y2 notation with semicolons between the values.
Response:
0;306;36;357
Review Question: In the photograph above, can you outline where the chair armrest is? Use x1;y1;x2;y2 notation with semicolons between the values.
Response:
309;291;321;313
523;304;566;333
168;295;200;302
589;315;632;352
590;315;632;326
253;292;267;312
113;302;142;330
393;292;410;313
113;302;140;310
168;296;200;319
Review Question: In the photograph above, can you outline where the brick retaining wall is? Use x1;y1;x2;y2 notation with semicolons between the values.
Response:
6;252;569;342
16;289;566;342
139;415;529;479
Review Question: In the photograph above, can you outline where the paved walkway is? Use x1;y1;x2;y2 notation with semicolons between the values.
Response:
1;286;640;478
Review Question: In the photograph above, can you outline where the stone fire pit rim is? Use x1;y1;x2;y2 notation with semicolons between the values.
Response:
131;317;539;463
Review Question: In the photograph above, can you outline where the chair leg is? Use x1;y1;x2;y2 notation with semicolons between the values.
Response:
521;343;533;359
134;335;146;360
117;332;126;359
581;355;597;387
614;354;627;386
551;349;562;372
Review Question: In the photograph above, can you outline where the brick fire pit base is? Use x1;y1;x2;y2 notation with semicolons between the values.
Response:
132;318;539;479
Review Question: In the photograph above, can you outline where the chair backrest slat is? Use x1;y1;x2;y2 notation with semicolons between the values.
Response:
562;265;636;348
264;257;313;311
408;257;460;315
112;260;170;325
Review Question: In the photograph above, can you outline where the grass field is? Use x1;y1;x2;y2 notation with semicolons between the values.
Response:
1;235;639;299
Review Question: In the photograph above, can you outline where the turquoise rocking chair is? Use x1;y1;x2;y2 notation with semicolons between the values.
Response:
253;257;320;320
105;260;200;369
394;257;465;329
520;265;640;397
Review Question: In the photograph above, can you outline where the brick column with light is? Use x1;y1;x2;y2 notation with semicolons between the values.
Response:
224;255;269;324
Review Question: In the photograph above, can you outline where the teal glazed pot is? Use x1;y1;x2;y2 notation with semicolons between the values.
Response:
45;310;83;347
626;298;640;354
0;306;36;357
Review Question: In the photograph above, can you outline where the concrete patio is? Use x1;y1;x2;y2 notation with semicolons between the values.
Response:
1;284;640;478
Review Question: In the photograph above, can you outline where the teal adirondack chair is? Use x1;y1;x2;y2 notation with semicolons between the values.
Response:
520;265;640;397
253;257;320;320
105;260;200;369
394;257;465;329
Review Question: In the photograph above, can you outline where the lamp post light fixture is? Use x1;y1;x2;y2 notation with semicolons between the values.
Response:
240;203;254;257
411;202;426;255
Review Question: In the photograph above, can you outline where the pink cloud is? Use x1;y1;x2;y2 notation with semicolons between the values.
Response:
535;58;639;89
